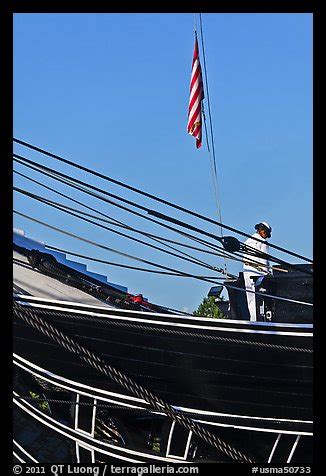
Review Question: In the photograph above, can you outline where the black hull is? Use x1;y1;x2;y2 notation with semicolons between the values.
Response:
13;296;312;425
13;295;313;463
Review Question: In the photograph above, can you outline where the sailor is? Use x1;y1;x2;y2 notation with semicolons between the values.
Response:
243;222;272;321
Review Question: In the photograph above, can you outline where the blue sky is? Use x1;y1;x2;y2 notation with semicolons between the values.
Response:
13;13;313;312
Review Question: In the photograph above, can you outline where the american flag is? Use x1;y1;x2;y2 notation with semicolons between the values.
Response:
187;36;204;149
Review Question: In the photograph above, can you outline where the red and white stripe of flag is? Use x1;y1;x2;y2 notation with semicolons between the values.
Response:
187;36;204;149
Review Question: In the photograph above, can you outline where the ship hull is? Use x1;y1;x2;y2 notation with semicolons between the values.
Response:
13;294;312;463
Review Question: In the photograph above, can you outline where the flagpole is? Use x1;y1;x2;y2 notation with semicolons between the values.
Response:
198;13;228;276
188;14;228;275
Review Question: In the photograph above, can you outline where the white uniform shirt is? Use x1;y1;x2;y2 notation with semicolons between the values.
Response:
243;232;272;276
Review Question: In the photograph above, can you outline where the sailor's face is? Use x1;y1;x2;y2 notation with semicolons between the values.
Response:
259;228;268;238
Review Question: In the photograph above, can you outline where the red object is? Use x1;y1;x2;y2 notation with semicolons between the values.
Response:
132;294;144;304
187;36;204;149
126;294;151;308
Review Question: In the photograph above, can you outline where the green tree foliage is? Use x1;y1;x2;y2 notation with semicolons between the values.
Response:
193;296;226;319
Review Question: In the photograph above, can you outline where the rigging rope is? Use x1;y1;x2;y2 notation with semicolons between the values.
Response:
13;242;222;315
14;168;236;261
14;154;312;276
13;211;313;307
13;301;254;463
13;139;312;263
14;154;231;254
15;155;278;274
14;166;262;272
148;210;313;276
14;211;223;286
15;186;230;276
43;245;221;281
